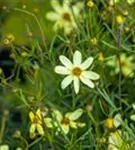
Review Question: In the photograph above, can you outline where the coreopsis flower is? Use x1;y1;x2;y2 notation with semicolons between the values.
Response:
108;130;129;150
106;53;135;78
46;0;83;35
105;114;122;131
0;145;9;150
29;109;52;139
55;51;100;94
52;109;85;134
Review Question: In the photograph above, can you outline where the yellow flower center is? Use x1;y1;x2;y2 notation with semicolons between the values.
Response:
62;12;71;21
61;117;70;125
72;67;82;76
120;60;126;68
33;116;39;124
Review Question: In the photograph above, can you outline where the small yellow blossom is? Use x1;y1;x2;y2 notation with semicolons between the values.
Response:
52;109;85;134
105;114;121;131
106;53;135;78
98;52;104;62
29;108;52;139
87;1;94;8
90;37;98;45
29;109;44;139
21;52;29;57
109;0;120;6
6;34;15;42
116;15;123;24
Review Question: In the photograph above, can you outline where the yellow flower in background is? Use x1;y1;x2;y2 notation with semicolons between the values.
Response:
87;0;94;8
98;52;104;62
116;15;123;24
55;51;100;94
109;0;120;6
106;53;135;78
90;37;98;45
52;109;85;134
108;130;129;150
46;0;83;35
29;109;44;139
127;0;135;5
105;114;122;131
0;145;9;150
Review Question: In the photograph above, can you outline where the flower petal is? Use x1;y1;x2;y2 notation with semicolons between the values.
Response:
80;76;94;88
73;76;80;94
36;109;41;119
29;112;34;122
59;55;73;69
54;66;70;75
82;71;100;80
80;57;94;70
50;0;61;13
37;124;44;135
61;124;69;134
52;110;63;122
30;124;36;134
73;51;82;66
61;75;73;89
66;109;83;121
69;121;77;128
46;12;60;21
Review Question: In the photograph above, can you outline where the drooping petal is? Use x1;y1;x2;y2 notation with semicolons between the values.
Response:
50;0;61;13
61;75;73;89
29;112;34;122
52;110;63;122
80;57;94;70
77;122;86;127
114;114;122;128
54;66;70;75
59;55;73;69
37;124;44;135
73;51;82;66
66;109;83;121
61;124;69;134
82;71;100;80
30;124;36;134
46;12;60;21
80;76;94;88
73;76;80;94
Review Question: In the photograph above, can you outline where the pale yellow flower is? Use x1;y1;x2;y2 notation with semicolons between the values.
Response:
52;109;85;134
55;51;100;94
0;145;9;150
46;0;83;35
106;53;135;78
108;130;129;150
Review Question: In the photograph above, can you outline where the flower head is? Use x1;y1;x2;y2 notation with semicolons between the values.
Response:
46;0;83;35
87;0;94;8
55;51;100;94
52;109;85;134
106;53;135;78
105;114;122;131
116;15;123;24
108;130;129;150
29;109;44;139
